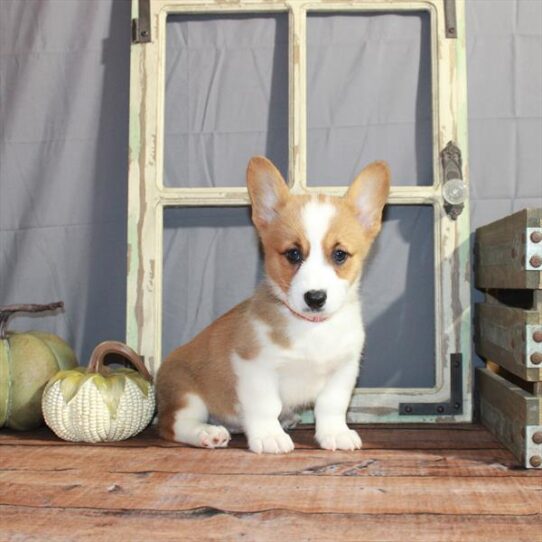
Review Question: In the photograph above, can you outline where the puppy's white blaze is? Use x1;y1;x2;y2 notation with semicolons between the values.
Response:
289;199;349;315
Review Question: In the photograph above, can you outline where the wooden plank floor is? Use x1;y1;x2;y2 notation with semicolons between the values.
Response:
1;424;540;541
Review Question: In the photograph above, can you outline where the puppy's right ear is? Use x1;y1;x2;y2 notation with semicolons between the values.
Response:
247;156;289;229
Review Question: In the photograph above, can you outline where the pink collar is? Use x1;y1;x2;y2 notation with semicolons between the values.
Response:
283;302;329;323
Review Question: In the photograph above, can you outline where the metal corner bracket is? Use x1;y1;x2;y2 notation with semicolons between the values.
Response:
399;353;464;416
132;0;151;44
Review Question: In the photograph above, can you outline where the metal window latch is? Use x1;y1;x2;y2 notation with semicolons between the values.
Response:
132;0;151;44
399;353;464;416
441;141;466;220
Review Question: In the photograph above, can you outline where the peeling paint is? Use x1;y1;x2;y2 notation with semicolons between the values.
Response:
135;50;148;354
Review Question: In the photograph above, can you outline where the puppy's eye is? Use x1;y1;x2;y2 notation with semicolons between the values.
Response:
284;248;302;264
332;249;349;265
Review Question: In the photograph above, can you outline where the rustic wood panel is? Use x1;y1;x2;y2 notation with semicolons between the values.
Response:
475;208;542;290
1;506;538;542
475;302;542;381
1;469;540;516
1;425;541;540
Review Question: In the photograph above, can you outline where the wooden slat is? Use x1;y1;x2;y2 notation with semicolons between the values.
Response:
475;208;542;290
0;424;501;450
1;469;540;515
157;185;438;206
0;445;534;478
475;303;542;381
1;506;539;542
479;368;542;469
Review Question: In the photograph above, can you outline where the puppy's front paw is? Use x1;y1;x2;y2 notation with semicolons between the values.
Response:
316;428;362;451
248;431;295;454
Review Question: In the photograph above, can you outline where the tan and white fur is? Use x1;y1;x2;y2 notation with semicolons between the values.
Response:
156;157;390;454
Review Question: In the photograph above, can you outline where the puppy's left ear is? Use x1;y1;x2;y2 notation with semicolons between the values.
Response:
345;161;390;238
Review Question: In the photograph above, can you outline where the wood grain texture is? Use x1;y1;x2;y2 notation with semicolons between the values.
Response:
1;445;535;478
2;470;541;516
1;425;541;540
0;506;539;542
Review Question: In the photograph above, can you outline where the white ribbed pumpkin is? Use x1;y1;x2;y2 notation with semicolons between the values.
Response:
42;341;155;443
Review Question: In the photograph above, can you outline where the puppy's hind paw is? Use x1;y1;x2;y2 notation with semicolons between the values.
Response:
198;425;231;449
317;428;362;451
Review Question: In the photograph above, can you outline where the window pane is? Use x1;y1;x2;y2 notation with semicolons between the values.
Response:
163;205;435;389
307;12;433;186
359;205;435;388
164;14;288;188
162;207;261;356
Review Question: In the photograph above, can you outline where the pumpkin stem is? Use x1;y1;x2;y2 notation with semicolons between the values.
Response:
88;341;153;382
0;302;64;340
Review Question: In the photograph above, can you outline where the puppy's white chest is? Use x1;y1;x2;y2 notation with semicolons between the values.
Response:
274;306;364;408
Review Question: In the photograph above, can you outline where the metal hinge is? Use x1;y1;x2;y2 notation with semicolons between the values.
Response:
399;353;463;416
444;0;457;39
132;0;151;43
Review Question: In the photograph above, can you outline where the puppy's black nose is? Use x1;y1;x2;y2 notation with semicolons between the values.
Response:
304;290;327;310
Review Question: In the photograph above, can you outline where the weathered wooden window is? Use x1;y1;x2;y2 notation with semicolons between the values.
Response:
127;0;471;422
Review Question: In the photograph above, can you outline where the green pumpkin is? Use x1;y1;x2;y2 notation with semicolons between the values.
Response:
42;341;155;442
0;302;77;430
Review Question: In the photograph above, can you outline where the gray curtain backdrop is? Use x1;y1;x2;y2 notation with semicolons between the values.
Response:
1;1;541;387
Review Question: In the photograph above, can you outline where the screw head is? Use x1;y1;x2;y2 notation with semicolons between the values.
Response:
530;231;542;244
404;405;413;414
532;432;542;445
533;330;542;343
529;455;542;468
530;352;542;365
530;255;542;268
141;30;149;38
436;405;445;414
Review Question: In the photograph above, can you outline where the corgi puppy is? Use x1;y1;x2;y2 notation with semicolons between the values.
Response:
156;157;390;454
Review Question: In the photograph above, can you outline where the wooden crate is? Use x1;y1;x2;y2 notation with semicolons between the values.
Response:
475;208;542;468
478;368;542;469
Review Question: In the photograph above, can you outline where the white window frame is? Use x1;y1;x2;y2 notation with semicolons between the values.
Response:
127;0;471;422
